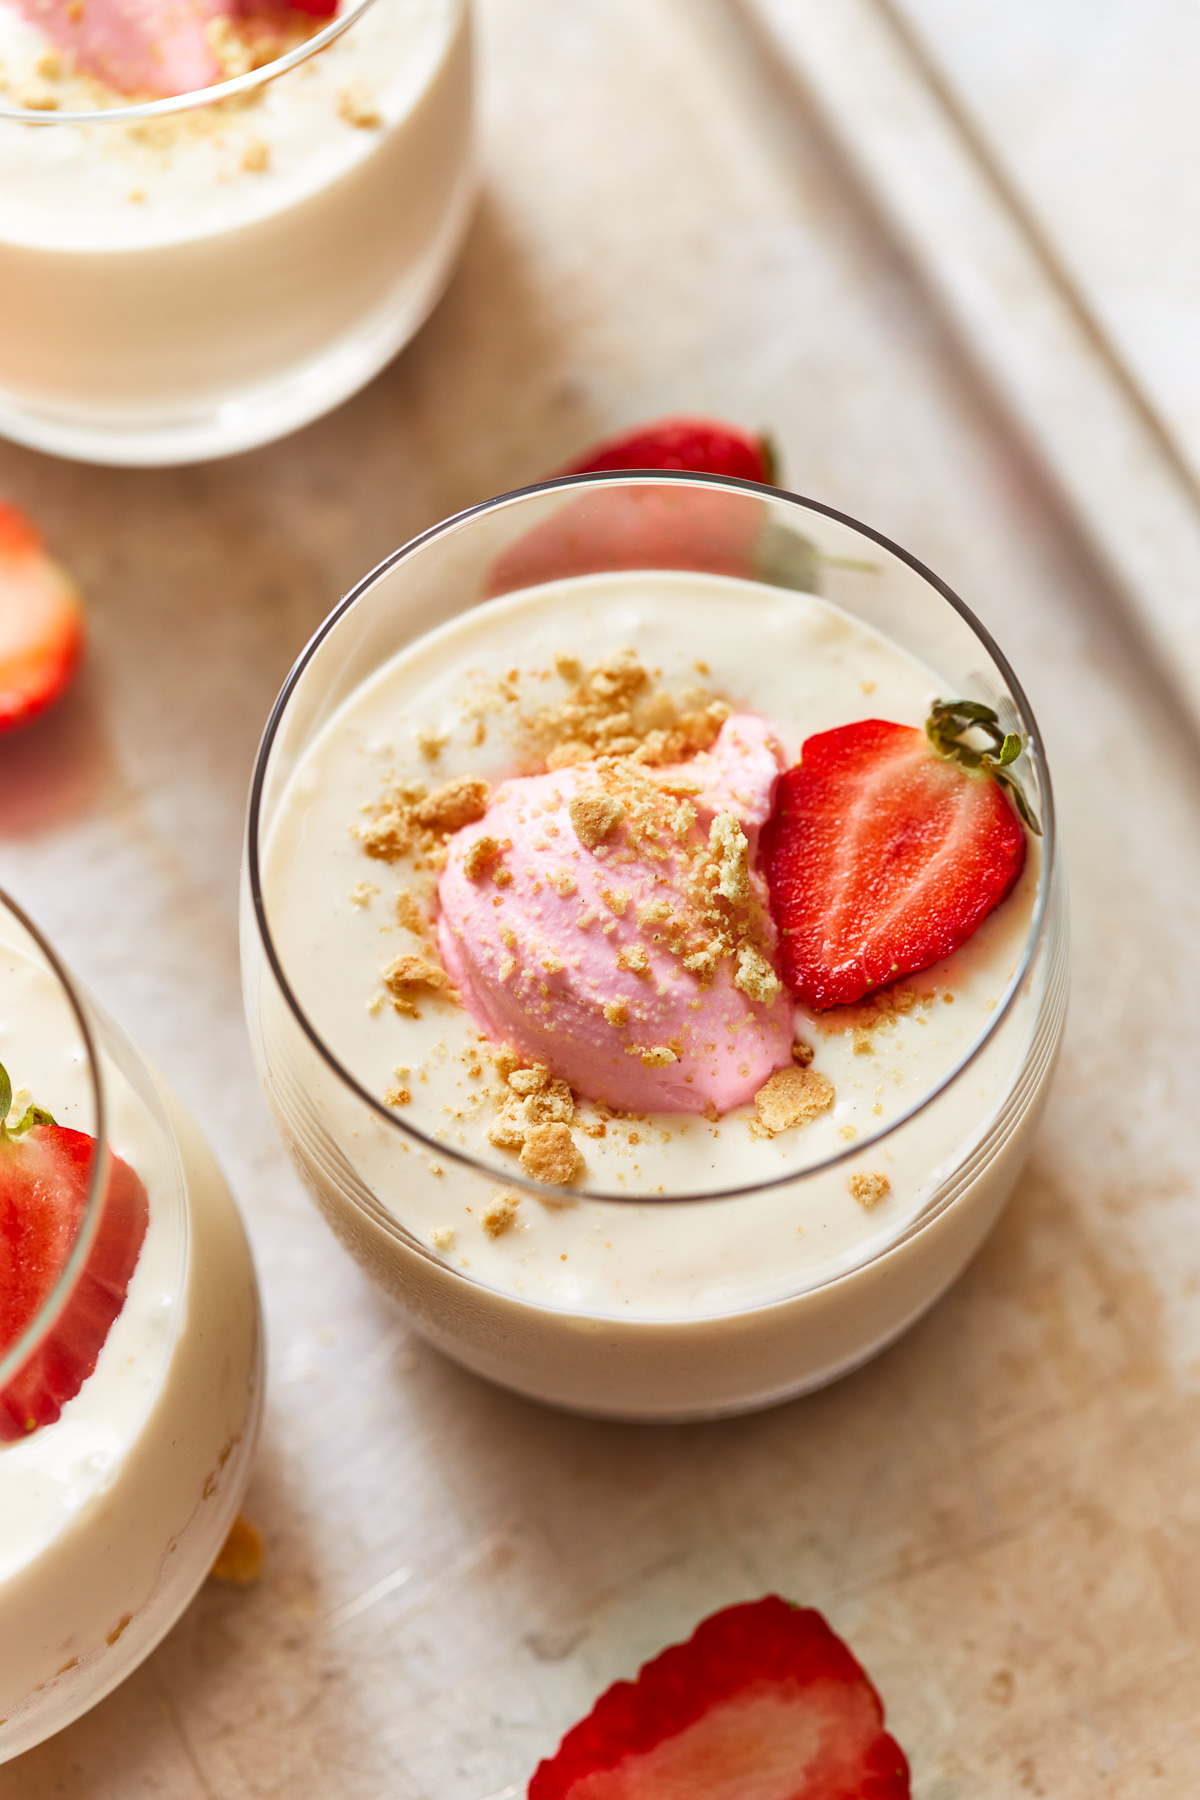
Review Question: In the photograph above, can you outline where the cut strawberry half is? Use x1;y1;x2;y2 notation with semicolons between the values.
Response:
0;502;85;735
529;1596;910;1799
762;703;1034;1011
0;1067;148;1440
561;416;777;486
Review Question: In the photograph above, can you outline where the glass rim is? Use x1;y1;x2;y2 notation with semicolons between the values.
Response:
246;469;1059;1207
0;886;110;1396
0;0;378;126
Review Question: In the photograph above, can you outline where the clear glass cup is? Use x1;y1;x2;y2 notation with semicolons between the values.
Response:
0;0;473;465
242;473;1068;1422
0;892;263;1761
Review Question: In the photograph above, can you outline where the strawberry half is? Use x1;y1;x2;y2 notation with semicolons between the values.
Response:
528;1596;909;1800
0;1066;149;1440
762;703;1034;1011
560;416;776;485
0;501;85;734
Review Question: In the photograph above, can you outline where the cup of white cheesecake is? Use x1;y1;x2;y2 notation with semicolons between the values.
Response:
242;474;1067;1421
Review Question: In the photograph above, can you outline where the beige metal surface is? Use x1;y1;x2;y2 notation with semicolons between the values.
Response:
5;3;1198;1794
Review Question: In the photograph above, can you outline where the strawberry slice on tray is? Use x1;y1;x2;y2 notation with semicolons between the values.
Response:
762;701;1037;1012
529;1595;910;1799
0;1064;149;1440
0;501;85;735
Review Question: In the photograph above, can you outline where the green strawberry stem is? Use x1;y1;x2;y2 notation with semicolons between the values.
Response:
925;699;1042;835
0;1060;56;1139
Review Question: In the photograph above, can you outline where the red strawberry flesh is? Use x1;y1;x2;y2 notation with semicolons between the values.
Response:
0;1123;149;1440
0;500;85;734
529;1596;909;1800
561;416;773;484
762;720;1027;1011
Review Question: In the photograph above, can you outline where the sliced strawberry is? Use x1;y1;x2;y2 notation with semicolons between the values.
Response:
0;502;85;734
0;1072;148;1441
529;1596;909;1800
762;705;1032;1011
561;416;776;485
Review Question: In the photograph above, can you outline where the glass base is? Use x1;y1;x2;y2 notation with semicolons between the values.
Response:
0;171;475;469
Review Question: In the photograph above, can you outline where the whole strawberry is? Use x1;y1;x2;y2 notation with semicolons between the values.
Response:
486;416;823;598
762;701;1035;1011
560;416;776;485
529;1595;910;1799
0;1064;148;1439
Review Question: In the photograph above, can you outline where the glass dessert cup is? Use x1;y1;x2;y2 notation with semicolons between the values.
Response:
242;473;1068;1423
0;892;263;1761
0;0;473;466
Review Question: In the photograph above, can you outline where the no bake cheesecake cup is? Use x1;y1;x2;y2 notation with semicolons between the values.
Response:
242;473;1068;1422
0;0;473;465
0;892;262;1760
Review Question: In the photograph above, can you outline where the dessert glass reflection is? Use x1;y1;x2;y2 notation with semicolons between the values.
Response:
242;473;1067;1422
0;0;473;465
0;892;262;1761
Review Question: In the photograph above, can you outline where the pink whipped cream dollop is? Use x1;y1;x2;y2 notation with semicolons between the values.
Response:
14;0;232;96
437;715;794;1115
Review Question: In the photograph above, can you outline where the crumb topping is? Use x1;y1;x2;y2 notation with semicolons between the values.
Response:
521;648;729;770
481;1191;521;1237
754;1066;836;1135
383;953;450;1017
519;1122;583;1185
849;1172;891;1209
568;791;626;850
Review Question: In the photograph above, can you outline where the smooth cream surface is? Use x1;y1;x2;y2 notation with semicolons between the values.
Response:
260;571;1041;1318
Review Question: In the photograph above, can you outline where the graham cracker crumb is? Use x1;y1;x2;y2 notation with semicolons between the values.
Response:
849;1172;891;1209
568;790;626;850
384;1085;411;1107
362;807;416;861
481;1191;521;1237
734;944;782;1007
636;1045;676;1068
415;776;489;833
600;886;630;915
16;83;58;110
616;944;650;976
603;998;629;1027
350;882;377;907
791;1039;815;1067
519;1123;582;1185
754;1066;836;1136
463;834;503;880
552;869;577;897
417;728;448;762
338;81;381;128
431;1226;456;1250
395;888;426;932
383;953;448;1016
508;1065;550;1095
709;811;750;904
241;139;269;173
